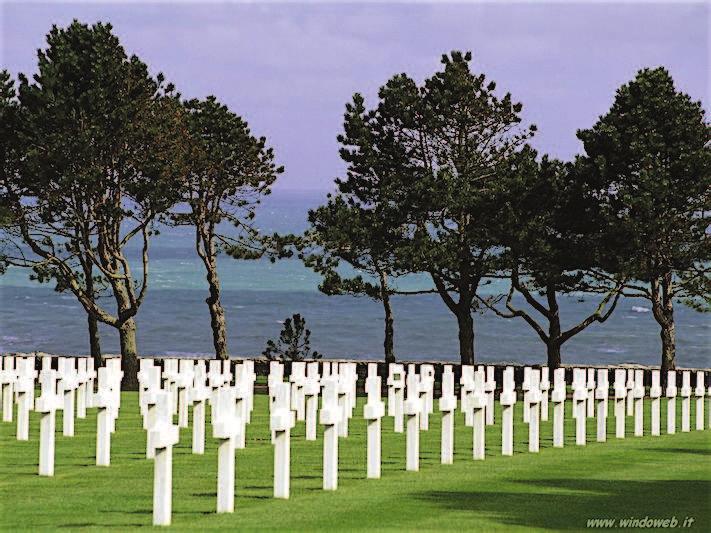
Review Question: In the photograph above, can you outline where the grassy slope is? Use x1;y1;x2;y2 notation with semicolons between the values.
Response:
0;393;709;531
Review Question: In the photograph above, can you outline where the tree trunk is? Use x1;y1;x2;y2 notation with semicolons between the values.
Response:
83;260;102;367
456;309;475;366
88;313;102;368
660;322;676;374
546;284;562;369
205;259;228;360
379;271;395;363
118;318;139;390
652;273;676;374
546;341;562;369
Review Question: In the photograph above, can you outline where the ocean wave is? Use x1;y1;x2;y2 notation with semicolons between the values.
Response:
599;347;626;354
631;306;651;313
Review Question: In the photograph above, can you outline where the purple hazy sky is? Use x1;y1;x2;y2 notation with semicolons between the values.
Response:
1;1;708;191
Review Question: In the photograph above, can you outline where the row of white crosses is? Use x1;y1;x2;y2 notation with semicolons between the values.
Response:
139;357;260;526
2;354;101;476
5;354;709;528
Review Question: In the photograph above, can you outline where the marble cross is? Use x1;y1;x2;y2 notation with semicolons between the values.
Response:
527;369;541;453
572;368;587;445
404;369;421;471
633;369;645;437
364;363;385;479
471;368;487;460
614;368;627;438
387;364;405;433
439;365;457;464
304;361;320;441
551;368;566;448
680;370;691;432
694;371;705;431
500;366;516;455
319;377;341;490
190;361;211;455
595;369;608;442
150;391;180;526
650;370;662;436
35;369;62;476
212;386;240;512
666;370;677;434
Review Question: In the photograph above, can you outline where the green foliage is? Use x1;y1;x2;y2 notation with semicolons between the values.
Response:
577;67;710;310
175;95;283;260
2;20;188;328
326;51;537;362
262;313;321;361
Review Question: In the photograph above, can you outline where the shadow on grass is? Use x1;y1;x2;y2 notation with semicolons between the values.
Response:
645;447;711;456
415;479;711;530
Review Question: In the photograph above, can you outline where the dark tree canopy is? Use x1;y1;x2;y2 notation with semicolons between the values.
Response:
483;154;623;367
576;67;711;371
332;51;536;364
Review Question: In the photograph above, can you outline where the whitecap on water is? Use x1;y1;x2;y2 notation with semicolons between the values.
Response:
631;306;651;313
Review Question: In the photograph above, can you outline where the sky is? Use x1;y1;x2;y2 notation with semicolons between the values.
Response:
1;1;708;192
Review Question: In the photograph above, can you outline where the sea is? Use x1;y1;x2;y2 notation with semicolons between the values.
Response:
0;190;708;368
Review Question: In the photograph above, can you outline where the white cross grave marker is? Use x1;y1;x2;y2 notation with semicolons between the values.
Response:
666;370;677;434
150;390;180;527
143;367;163;459
595;369;608;442
540;367;550;422
472;368;487;460
500;366;516;455
440;365;457;464
572;368;587;445
59;357;79;437
176;359;194;429
290;362;307;422
694;371;705;431
337;369;350;438
614;369;627;438
387;364;405;433
522;367;531;424
681;370;691;432
212;386;240;512
233;364;249;449
76;358;89;419
270;381;294;499
304;361;320;441
419;365;432;431
420;364;435;430
364;363;385;479
15;357;36;441
650;370;662;436
633;369;645;437
551;368;566;448
586;368;596;418
1;355;16;422
95;367;117;466
484;366;496;426
191;361;210;455
404;369;421;471
36;369;62;476
528;369;541;453
460;365;474;427
319;377;341;490
625;368;635;416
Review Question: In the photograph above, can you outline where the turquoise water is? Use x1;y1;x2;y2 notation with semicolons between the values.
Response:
0;190;708;367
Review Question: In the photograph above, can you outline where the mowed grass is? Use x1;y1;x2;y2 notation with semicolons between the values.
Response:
1;392;710;531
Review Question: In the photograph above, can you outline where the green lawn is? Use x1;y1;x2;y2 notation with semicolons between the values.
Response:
1;393;709;531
